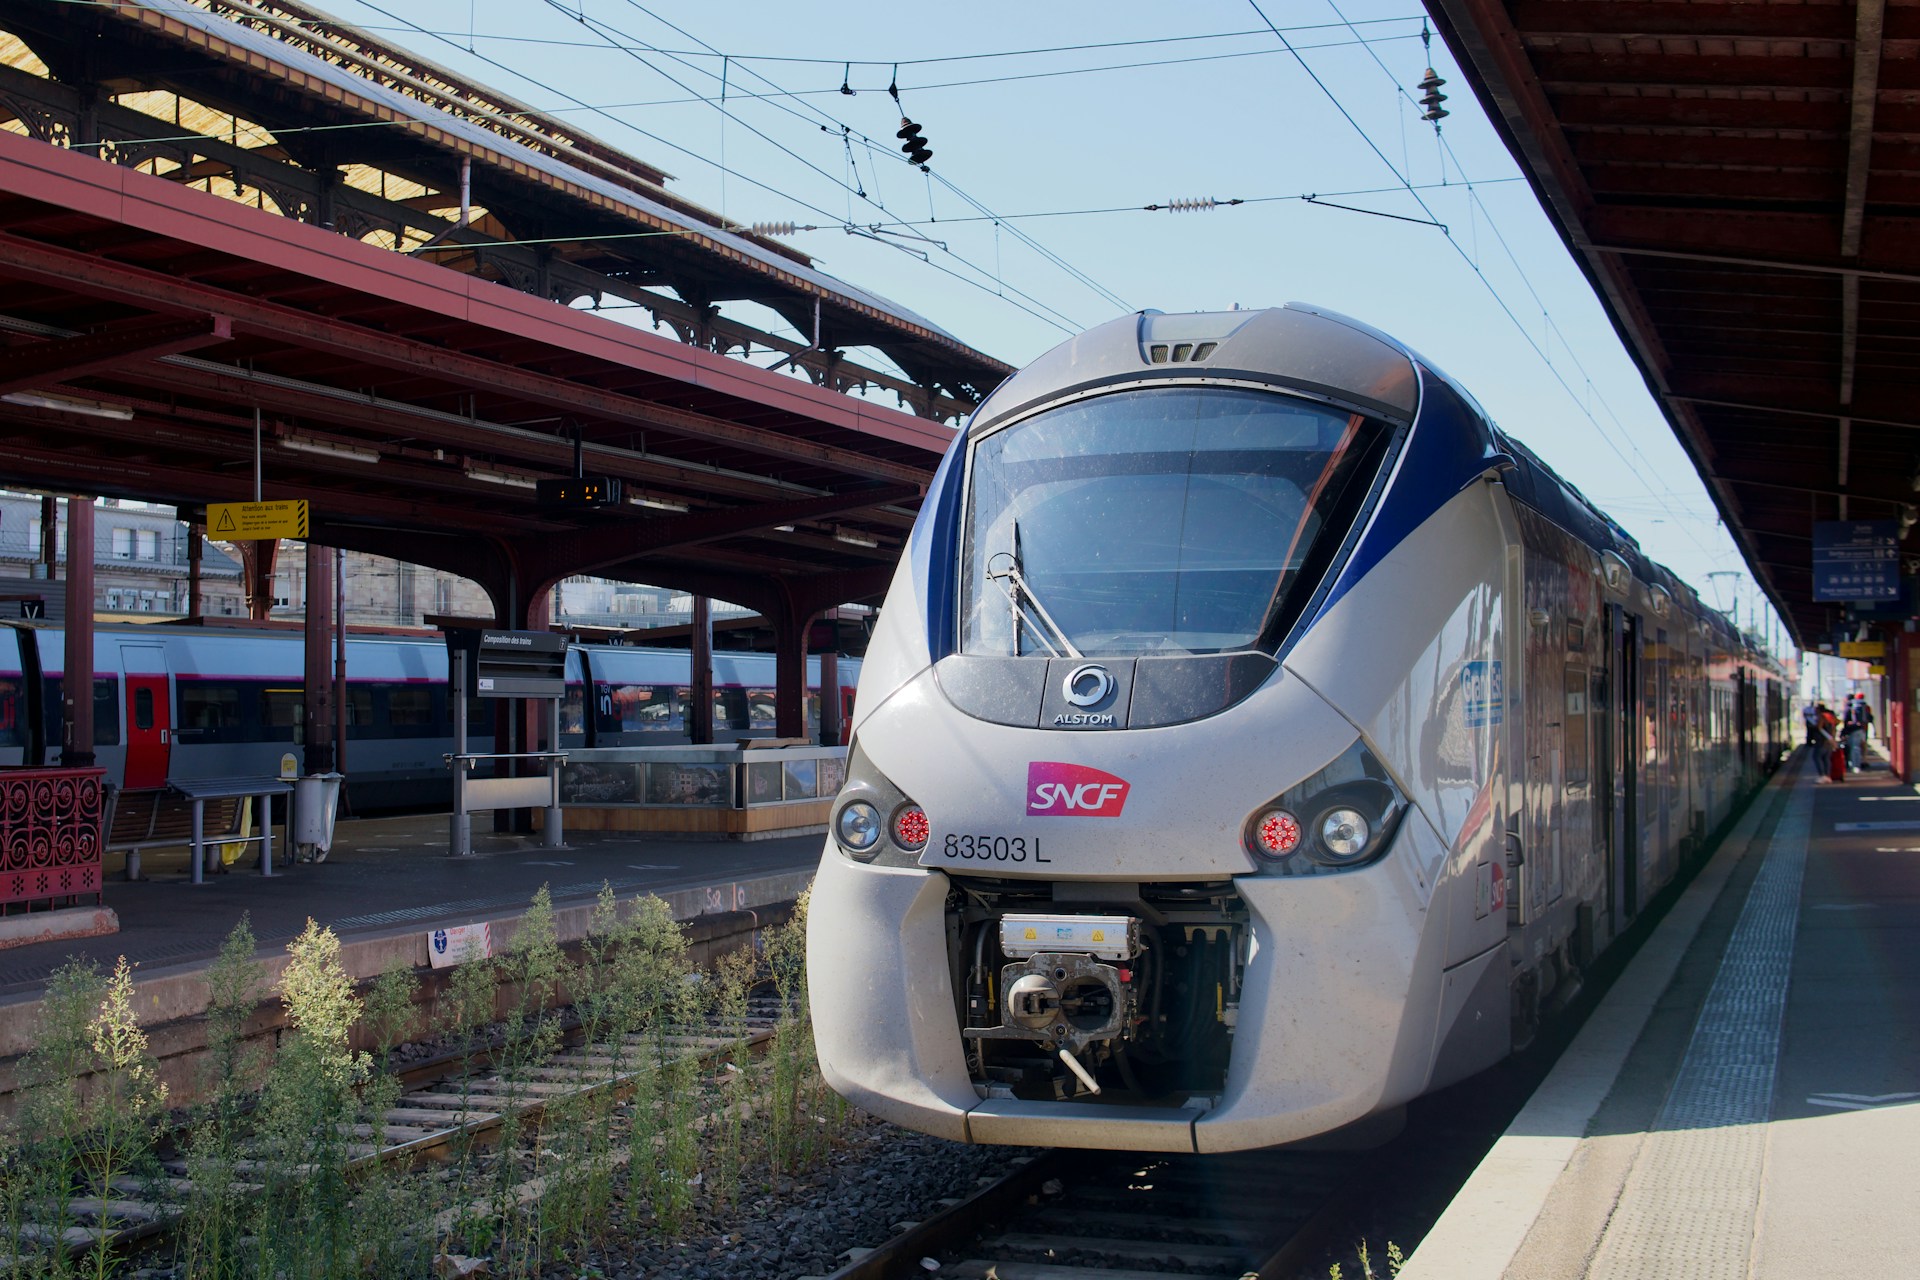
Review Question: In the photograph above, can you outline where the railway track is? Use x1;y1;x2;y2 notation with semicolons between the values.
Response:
825;1145;1363;1280
11;992;789;1269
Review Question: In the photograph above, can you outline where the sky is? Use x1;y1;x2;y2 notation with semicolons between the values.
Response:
314;0;1788;646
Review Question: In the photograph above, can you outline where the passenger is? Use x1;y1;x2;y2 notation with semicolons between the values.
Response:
1816;703;1844;782
1847;696;1874;771
1803;698;1820;747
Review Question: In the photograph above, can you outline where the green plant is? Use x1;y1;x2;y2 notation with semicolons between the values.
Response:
8;958;107;1278
250;919;369;1279
78;957;167;1280
177;917;267;1280
436;937;498;1255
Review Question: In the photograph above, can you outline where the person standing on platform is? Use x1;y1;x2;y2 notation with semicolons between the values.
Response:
1816;703;1843;783
1803;697;1820;747
1847;695;1874;771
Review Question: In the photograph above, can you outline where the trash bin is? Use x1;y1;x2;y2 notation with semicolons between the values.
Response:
294;772;343;863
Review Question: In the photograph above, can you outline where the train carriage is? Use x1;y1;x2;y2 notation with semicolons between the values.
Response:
807;304;1788;1153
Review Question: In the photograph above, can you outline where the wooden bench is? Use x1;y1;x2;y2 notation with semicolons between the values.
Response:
103;776;293;884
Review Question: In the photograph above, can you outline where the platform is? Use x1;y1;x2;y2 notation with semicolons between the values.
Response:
0;811;823;1000
1404;745;1920;1279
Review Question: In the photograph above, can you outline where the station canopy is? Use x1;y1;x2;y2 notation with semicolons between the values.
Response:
0;0;1015;621
1430;0;1920;647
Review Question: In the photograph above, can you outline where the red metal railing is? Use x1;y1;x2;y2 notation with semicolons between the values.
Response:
0;767;106;912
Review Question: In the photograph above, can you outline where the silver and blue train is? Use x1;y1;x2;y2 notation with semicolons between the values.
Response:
808;304;1789;1153
0;621;858;807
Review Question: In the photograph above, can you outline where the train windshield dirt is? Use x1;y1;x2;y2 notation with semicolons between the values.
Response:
961;386;1384;657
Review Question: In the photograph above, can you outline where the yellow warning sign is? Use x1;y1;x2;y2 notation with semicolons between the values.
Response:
208;500;308;540
1023;927;1037;941
1091;930;1105;942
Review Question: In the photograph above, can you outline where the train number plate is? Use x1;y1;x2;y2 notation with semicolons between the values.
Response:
925;832;1052;865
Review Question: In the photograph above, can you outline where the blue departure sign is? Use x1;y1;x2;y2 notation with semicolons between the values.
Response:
1812;520;1900;601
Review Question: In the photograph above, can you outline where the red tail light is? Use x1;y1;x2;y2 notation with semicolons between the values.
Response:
893;805;930;850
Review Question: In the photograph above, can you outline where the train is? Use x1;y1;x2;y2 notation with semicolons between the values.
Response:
0;621;859;809
807;304;1790;1153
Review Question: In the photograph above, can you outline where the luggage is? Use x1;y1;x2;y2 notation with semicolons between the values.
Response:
1830;747;1847;782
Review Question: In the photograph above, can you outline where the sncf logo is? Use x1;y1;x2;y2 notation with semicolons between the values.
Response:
1026;762;1130;818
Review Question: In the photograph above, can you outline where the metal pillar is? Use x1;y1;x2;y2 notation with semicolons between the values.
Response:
449;646;471;856
302;541;335;774
60;496;95;767
36;495;55;577
690;596;714;744
187;520;203;617
774;604;809;740
820;644;842;746
544;697;564;849
334;546;347;792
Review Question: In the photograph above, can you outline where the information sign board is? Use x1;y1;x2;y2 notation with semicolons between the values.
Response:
444;628;567;699
1812;520;1899;601
1839;641;1887;659
208;500;309;540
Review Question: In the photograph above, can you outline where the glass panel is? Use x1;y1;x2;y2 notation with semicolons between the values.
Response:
597;683;683;734
134;687;154;731
387;686;432;726
1565;665;1589;785
961;387;1383;657
746;688;777;729
745;761;784;804
782;757;818;799
646;762;731;805
180;681;246;740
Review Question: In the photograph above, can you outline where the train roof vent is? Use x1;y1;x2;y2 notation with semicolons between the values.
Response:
1137;312;1252;366
1144;340;1219;365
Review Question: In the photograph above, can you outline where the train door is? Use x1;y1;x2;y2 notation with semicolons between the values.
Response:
119;643;170;789
1609;605;1640;925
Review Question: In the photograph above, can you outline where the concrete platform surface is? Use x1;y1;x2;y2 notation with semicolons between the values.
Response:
0;811;823;998
1404;746;1920;1280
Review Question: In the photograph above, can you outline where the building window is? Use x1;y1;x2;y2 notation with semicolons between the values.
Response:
105;589;123;610
273;575;291;608
111;528;132;558
135;529;159;561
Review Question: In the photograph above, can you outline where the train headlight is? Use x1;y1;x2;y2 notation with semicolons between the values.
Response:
1243;739;1406;876
836;800;882;858
1316;807;1371;862
832;743;930;868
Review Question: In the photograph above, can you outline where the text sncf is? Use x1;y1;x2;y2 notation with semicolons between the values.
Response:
1027;762;1130;817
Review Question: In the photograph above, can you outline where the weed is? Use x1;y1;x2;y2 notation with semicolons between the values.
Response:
7;959;107;1277
178;918;266;1280
77;957;167;1280
250;919;369;1279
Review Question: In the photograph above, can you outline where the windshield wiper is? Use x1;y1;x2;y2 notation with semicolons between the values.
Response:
986;520;1082;659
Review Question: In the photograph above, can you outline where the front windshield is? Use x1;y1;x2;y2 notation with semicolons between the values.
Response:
959;386;1384;658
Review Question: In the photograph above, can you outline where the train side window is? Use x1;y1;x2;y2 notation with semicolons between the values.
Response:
746;688;776;725
260;688;302;741
0;675;20;749
179;681;246;740
386;686;433;732
45;677;121;746
715;688;749;733
344;686;376;736
134;688;154;732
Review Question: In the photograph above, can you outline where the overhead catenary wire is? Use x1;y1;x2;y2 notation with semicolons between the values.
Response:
1243;0;1718;563
343;0;1084;334
1306;0;1719;553
597;0;1133;315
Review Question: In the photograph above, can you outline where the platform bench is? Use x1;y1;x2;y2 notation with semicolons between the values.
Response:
103;777;293;884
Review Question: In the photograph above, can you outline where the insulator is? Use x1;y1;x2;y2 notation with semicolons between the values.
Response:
897;118;932;168
1417;67;1446;93
748;221;797;237
1167;197;1220;212
1422;103;1450;123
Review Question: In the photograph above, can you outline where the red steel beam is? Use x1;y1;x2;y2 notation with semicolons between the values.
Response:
0;229;937;486
0;314;231;395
